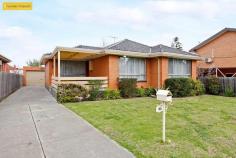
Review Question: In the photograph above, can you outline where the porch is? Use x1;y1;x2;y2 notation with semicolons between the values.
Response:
50;48;108;89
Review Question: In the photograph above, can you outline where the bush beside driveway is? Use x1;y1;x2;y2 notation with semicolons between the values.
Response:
65;96;236;158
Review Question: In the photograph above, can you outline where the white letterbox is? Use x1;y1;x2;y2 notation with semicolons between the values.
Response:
156;90;172;102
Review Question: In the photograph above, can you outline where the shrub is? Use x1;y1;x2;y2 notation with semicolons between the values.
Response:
103;89;121;100
224;87;235;97
164;78;202;97
206;76;220;95
88;80;103;101
57;84;88;103
136;88;146;97
144;87;156;96
193;80;205;95
119;78;137;98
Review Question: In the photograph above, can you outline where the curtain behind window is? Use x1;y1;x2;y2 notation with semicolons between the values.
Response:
168;58;191;78
119;57;146;81
60;61;86;77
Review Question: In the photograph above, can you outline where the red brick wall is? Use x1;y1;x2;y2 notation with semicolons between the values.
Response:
191;60;197;80
195;31;236;68
45;60;53;88
89;56;109;77
88;55;119;89
160;57;168;87
2;63;10;73
149;58;158;88
108;55;119;89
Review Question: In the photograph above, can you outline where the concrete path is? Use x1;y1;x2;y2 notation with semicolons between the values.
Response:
0;87;134;158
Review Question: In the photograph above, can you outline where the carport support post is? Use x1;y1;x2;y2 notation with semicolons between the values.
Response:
53;56;56;77
58;51;61;81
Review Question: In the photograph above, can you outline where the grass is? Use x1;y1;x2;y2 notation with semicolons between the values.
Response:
64;95;236;158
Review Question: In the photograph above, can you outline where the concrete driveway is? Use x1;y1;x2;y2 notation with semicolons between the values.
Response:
0;87;134;158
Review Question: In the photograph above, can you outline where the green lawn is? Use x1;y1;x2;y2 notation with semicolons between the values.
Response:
64;96;236;158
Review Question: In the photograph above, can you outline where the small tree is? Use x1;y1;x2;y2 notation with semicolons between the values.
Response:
171;37;183;50
26;59;40;66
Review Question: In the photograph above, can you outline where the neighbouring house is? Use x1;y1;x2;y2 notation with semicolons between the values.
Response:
0;54;11;73
40;39;200;93
190;28;236;77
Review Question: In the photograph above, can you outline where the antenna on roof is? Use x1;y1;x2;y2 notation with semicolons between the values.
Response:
160;45;163;52
109;36;118;43
101;36;118;47
102;38;106;47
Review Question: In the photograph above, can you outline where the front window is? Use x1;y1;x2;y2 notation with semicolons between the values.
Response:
119;57;146;81
168;58;191;78
60;60;86;77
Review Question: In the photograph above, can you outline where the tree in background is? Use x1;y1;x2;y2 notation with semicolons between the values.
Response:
171;37;183;50
26;59;40;66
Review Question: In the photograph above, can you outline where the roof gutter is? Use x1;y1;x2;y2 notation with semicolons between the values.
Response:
104;49;201;60
148;52;201;60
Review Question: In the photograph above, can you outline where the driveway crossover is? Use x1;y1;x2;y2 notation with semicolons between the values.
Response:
0;87;134;158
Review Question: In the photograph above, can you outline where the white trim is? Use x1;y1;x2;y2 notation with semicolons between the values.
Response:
58;51;61;81
53;56;56;77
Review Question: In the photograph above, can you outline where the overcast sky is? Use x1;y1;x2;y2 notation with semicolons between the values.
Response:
1;0;236;66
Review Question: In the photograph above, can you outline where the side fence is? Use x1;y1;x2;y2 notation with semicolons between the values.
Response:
199;77;236;94
0;72;23;101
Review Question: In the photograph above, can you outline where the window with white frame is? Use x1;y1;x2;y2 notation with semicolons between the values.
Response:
168;58;191;78
119;57;146;81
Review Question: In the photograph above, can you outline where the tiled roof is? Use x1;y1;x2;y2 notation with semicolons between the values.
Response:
106;39;151;53
75;39;197;56
152;44;198;56
75;45;103;50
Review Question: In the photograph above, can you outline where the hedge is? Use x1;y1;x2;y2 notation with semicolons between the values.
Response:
205;76;220;95
57;84;89;103
119;78;137;98
165;78;205;97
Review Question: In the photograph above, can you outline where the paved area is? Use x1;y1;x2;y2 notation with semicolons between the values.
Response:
0;87;135;158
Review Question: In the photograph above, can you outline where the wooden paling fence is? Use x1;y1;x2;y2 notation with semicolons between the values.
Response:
0;72;23;101
199;77;236;94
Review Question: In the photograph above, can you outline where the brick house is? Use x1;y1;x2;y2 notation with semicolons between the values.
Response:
41;39;199;92
0;54;11;73
190;28;236;77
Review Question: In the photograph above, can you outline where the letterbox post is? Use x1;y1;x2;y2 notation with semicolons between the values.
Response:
156;89;172;143
162;102;166;143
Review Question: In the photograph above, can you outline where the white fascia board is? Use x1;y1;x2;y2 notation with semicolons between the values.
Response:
105;49;201;60
104;49;148;58
148;52;201;60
